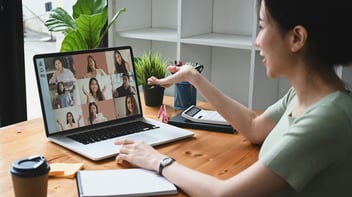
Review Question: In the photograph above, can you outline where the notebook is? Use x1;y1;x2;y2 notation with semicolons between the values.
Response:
33;46;194;161
76;168;178;197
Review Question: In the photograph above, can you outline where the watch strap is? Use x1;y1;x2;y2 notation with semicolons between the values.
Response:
158;157;175;176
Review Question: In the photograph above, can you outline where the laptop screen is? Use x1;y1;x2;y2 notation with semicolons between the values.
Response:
33;46;142;135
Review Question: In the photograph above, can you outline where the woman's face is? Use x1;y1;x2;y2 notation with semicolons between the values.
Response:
58;83;64;92
88;57;96;69
255;1;292;78
90;104;97;114
54;59;63;71
90;79;99;93
127;97;134;113
67;113;73;122
115;52;122;64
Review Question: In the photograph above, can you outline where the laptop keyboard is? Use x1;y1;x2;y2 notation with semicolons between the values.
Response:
67;121;159;145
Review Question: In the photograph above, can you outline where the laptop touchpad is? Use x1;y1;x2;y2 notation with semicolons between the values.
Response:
126;133;158;143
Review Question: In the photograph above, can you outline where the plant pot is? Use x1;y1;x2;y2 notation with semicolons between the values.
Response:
142;85;165;106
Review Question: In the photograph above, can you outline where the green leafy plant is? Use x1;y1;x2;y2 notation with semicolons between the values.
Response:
44;0;126;51
135;51;167;86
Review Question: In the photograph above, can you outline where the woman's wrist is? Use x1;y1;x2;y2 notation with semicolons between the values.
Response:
152;154;166;172
188;69;201;87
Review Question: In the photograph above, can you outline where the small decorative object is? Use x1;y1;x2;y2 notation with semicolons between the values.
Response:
135;51;167;106
44;0;126;52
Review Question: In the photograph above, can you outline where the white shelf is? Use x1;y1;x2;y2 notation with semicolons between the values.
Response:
109;0;286;110
118;28;178;42
181;33;252;49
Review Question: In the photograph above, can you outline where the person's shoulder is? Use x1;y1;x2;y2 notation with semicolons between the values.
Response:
305;91;352;126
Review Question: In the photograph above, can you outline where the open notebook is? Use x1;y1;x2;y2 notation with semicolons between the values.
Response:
33;46;194;161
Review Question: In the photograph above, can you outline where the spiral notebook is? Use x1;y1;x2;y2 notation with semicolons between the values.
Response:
76;168;178;197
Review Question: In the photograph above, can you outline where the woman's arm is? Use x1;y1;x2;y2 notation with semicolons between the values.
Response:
125;62;131;73
101;85;107;100
82;86;90;104
148;65;274;144
115;140;287;197
77;115;82;127
164;160;287;197
56;120;64;131
98;68;107;76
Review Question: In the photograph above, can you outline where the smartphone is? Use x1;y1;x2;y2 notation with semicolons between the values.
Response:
181;105;230;125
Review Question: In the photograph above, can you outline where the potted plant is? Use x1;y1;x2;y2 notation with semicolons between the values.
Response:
44;0;126;52
135;51;167;106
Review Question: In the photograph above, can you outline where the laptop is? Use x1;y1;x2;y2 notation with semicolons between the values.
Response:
33;46;194;161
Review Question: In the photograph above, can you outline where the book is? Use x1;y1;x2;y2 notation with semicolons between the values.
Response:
76;168;178;197
168;112;236;134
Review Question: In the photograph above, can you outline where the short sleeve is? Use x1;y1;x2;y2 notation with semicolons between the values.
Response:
260;104;351;191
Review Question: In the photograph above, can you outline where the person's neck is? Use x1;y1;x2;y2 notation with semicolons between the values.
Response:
290;70;344;117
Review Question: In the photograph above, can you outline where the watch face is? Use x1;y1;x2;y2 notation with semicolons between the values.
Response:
161;157;173;166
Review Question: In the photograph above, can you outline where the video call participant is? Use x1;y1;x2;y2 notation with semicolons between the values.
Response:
56;112;81;131
55;82;73;109
113;50;131;74
85;55;107;78
113;73;136;98
88;102;107;125
125;95;138;116
82;77;107;103
49;57;76;84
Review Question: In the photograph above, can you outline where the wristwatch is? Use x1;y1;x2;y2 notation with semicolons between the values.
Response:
158;157;175;176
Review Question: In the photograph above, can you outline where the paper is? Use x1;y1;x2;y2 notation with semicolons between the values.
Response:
49;163;84;178
77;168;178;197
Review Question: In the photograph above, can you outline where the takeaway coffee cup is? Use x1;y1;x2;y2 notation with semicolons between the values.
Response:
9;155;50;197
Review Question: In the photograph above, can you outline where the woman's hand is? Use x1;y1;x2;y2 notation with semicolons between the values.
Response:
147;64;198;88
115;139;165;172
82;86;89;96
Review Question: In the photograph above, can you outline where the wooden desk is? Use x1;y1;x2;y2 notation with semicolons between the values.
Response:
0;96;259;197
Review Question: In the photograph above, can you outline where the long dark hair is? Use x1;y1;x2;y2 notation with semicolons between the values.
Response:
89;77;104;101
114;50;126;71
66;112;76;124
56;82;65;94
86;55;98;73
88;102;99;125
259;0;352;67
125;95;138;116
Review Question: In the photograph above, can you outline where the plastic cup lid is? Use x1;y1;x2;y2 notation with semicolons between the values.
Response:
9;155;50;177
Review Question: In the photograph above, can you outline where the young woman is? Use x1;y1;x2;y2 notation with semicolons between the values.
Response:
85;55;107;78
56;112;81;131
113;50;131;74
88;102;107;125
82;77;106;103
55;82;73;108
125;95;138;116
114;0;352;196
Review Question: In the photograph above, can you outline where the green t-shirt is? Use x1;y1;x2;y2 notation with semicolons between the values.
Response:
259;88;352;196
